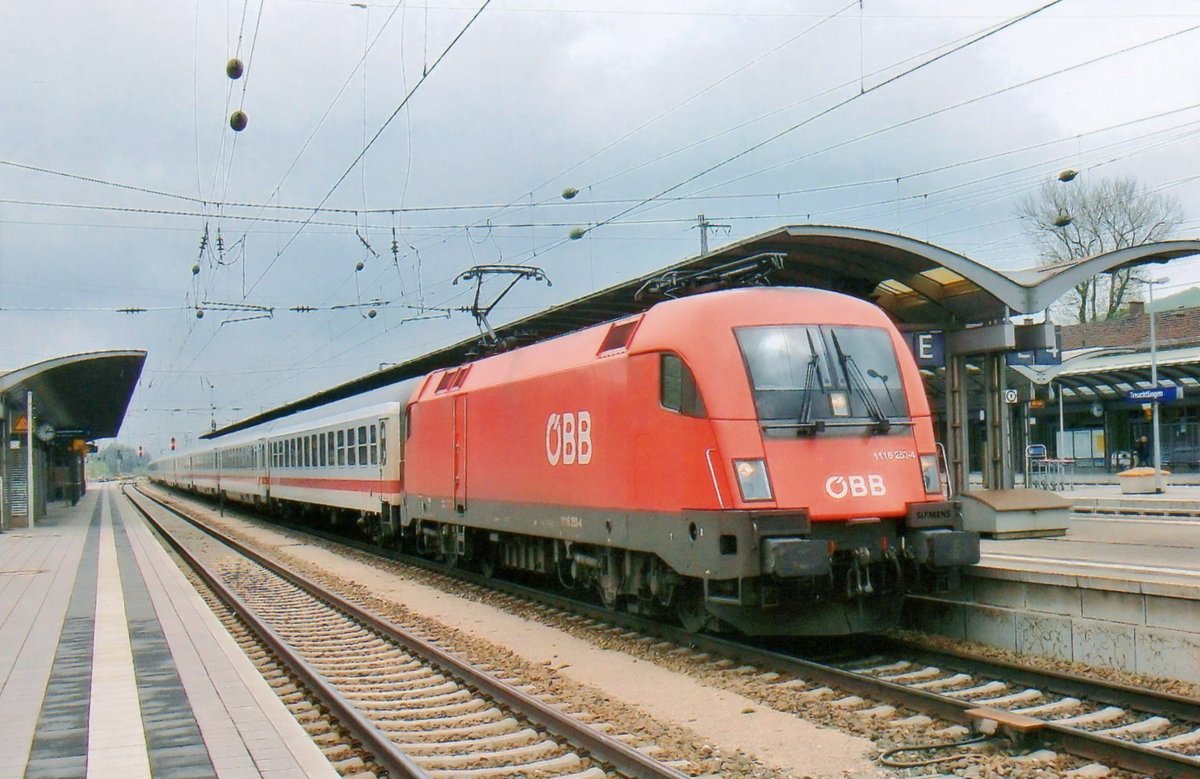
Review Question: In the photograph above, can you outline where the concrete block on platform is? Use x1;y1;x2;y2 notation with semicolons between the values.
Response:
972;577;1026;609
966;605;1017;652
961;489;1070;538
1015;612;1073;662
1025;581;1083;617
1081;589;1145;625
1136;627;1200;682
1073;619;1137;673
1145;593;1200;633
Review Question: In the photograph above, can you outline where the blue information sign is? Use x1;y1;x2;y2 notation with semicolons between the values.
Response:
1006;331;1063;366
904;331;944;368
1126;386;1181;403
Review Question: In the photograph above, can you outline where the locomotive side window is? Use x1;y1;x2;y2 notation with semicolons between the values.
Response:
736;325;908;423
358;425;368;466
348;428;357;466
660;354;707;417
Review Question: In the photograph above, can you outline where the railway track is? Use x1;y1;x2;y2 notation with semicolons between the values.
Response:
124;486;690;779
142;484;1200;777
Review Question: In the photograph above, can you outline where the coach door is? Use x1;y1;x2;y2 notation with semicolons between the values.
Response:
377;418;388;492
453;395;467;513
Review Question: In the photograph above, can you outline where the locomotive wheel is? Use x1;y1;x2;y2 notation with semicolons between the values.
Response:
677;581;708;633
597;550;622;610
478;543;497;578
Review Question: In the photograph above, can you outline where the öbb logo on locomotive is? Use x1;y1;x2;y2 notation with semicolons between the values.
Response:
824;474;887;499
545;411;592;466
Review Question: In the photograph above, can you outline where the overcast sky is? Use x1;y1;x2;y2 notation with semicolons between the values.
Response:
2;0;1199;453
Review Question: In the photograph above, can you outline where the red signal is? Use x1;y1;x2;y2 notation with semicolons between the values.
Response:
170;437;177;451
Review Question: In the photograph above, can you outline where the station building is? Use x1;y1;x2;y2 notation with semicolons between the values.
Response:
0;350;145;530
1015;303;1200;473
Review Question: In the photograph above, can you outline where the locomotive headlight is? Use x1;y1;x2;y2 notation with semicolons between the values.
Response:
829;390;850;417
920;454;942;495
734;458;773;501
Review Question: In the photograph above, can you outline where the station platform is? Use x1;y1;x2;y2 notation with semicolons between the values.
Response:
0;483;336;779
907;483;1200;685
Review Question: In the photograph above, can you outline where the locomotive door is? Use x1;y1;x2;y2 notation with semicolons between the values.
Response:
453;395;467;513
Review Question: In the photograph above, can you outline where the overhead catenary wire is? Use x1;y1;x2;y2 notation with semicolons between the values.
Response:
148;0;495;410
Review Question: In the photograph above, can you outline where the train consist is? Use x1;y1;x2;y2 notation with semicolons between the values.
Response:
150;287;978;635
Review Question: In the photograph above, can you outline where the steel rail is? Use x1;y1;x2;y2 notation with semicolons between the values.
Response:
123;487;429;779
142;484;1200;777
130;485;688;779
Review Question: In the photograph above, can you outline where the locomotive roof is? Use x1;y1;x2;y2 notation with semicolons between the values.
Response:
208;225;1200;440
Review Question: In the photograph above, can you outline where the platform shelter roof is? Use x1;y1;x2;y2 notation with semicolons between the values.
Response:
1012;345;1200;400
0;350;147;441
208;225;1200;438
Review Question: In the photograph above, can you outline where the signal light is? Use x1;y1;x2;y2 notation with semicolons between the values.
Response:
170;436;177;451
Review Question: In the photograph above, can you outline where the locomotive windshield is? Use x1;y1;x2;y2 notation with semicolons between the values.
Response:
736;325;909;430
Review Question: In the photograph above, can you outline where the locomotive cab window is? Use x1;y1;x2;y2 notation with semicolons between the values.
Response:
736;325;908;429
660;354;706;417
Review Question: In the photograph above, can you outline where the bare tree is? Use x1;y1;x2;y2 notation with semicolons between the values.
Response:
1016;176;1183;323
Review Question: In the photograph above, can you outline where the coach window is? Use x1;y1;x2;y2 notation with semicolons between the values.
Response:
379;421;387;466
660;353;707;418
317;433;325;466
326;433;335;466
358;425;368;466
310;434;318;466
337;430;346;465
348;428;357;466
369;425;378;465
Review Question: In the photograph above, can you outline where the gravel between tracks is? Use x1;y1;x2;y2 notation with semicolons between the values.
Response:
149;491;882;778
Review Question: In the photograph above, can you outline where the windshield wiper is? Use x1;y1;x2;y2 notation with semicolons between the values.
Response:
830;330;891;434
795;330;825;436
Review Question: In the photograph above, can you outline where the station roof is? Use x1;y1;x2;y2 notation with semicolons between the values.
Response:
0;350;146;441
208;225;1200;438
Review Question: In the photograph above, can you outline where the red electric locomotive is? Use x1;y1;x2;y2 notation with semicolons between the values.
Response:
400;287;978;635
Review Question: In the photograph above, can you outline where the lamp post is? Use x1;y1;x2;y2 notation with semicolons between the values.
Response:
1148;276;1169;492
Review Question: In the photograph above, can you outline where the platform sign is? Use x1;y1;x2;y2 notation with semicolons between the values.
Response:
1126;386;1182;403
1005;332;1063;366
903;331;944;368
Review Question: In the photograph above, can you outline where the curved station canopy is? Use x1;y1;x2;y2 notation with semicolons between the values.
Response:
210;225;1200;438
0;350;147;441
